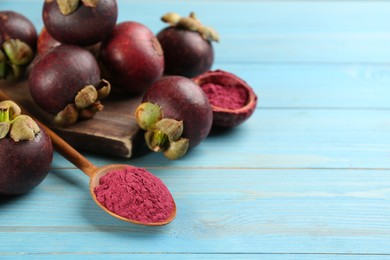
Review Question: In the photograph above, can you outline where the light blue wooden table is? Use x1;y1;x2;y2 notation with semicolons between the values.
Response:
2;0;390;259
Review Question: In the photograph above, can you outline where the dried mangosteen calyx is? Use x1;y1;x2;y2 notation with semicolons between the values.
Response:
1;39;34;79
0;100;40;141
0;100;22;138
135;102;163;130
81;0;99;7
144;127;189;159
54;104;79;127
135;102;190;159
155;118;184;141
164;138;189;160
3;39;34;66
56;0;99;15
54;80;110;127
10;115;40;141
75;85;98;110
161;12;220;42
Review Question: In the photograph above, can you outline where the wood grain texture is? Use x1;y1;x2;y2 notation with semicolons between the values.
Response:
0;80;144;158
1;0;390;259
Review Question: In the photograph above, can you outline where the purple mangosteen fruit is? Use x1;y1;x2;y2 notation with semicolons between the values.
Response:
135;76;213;159
0;100;53;195
37;27;61;56
156;12;219;78
99;21;164;94
28;44;111;127
42;0;118;47
0;11;37;79
193;70;258;128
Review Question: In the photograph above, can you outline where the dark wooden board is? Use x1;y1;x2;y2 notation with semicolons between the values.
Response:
0;79;144;158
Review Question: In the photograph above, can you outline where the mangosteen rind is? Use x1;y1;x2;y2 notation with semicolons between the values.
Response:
193;69;258;128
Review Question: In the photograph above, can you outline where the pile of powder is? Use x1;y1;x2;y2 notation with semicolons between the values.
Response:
93;166;175;224
201;83;248;110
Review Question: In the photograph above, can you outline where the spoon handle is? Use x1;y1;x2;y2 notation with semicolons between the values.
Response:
0;90;98;177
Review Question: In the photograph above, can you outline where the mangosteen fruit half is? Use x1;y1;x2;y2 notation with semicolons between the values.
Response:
42;0;118;47
0;11;37;80
135;76;213;159
193;70;258;128
29;44;111;127
157;12;219;78
99;21;164;94
0;100;53;195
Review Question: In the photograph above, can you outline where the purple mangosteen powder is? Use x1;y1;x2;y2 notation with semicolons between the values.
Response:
93;166;175;223
201;83;248;110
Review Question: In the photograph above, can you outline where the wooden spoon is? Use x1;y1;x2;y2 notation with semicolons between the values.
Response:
0;90;176;226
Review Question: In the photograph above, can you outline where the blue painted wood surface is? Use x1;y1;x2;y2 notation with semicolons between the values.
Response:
2;0;390;258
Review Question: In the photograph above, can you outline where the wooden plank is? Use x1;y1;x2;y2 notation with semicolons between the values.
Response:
0;80;144;158
1;169;390;254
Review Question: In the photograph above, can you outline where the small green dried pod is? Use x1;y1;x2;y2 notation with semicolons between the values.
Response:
3;39;34;66
97;79;111;100
161;12;181;25
161;11;219;43
75;85;98;110
54;104;79;127
144;129;168;152
57;0;80;15
135;102;163;130
10;115;40;142
163;138;189;160
0;122;10;139
0;100;22;120
155;118;184;142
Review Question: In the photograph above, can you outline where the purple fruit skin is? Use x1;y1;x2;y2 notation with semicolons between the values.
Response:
99;21;164;94
142;76;213;148
42;0;118;46
0;11;37;49
0;126;53;195
29;44;101;114
157;27;214;78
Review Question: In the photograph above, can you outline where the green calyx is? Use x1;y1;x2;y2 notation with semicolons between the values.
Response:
135;102;189;160
54;80;111;127
161;12;220;42
0;100;40;142
57;0;99;15
0;39;34;80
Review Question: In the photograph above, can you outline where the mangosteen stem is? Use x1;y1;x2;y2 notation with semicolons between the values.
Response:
0;106;10;123
161;12;220;42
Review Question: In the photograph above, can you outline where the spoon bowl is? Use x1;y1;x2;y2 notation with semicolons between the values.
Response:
0;90;176;226
90;164;176;226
